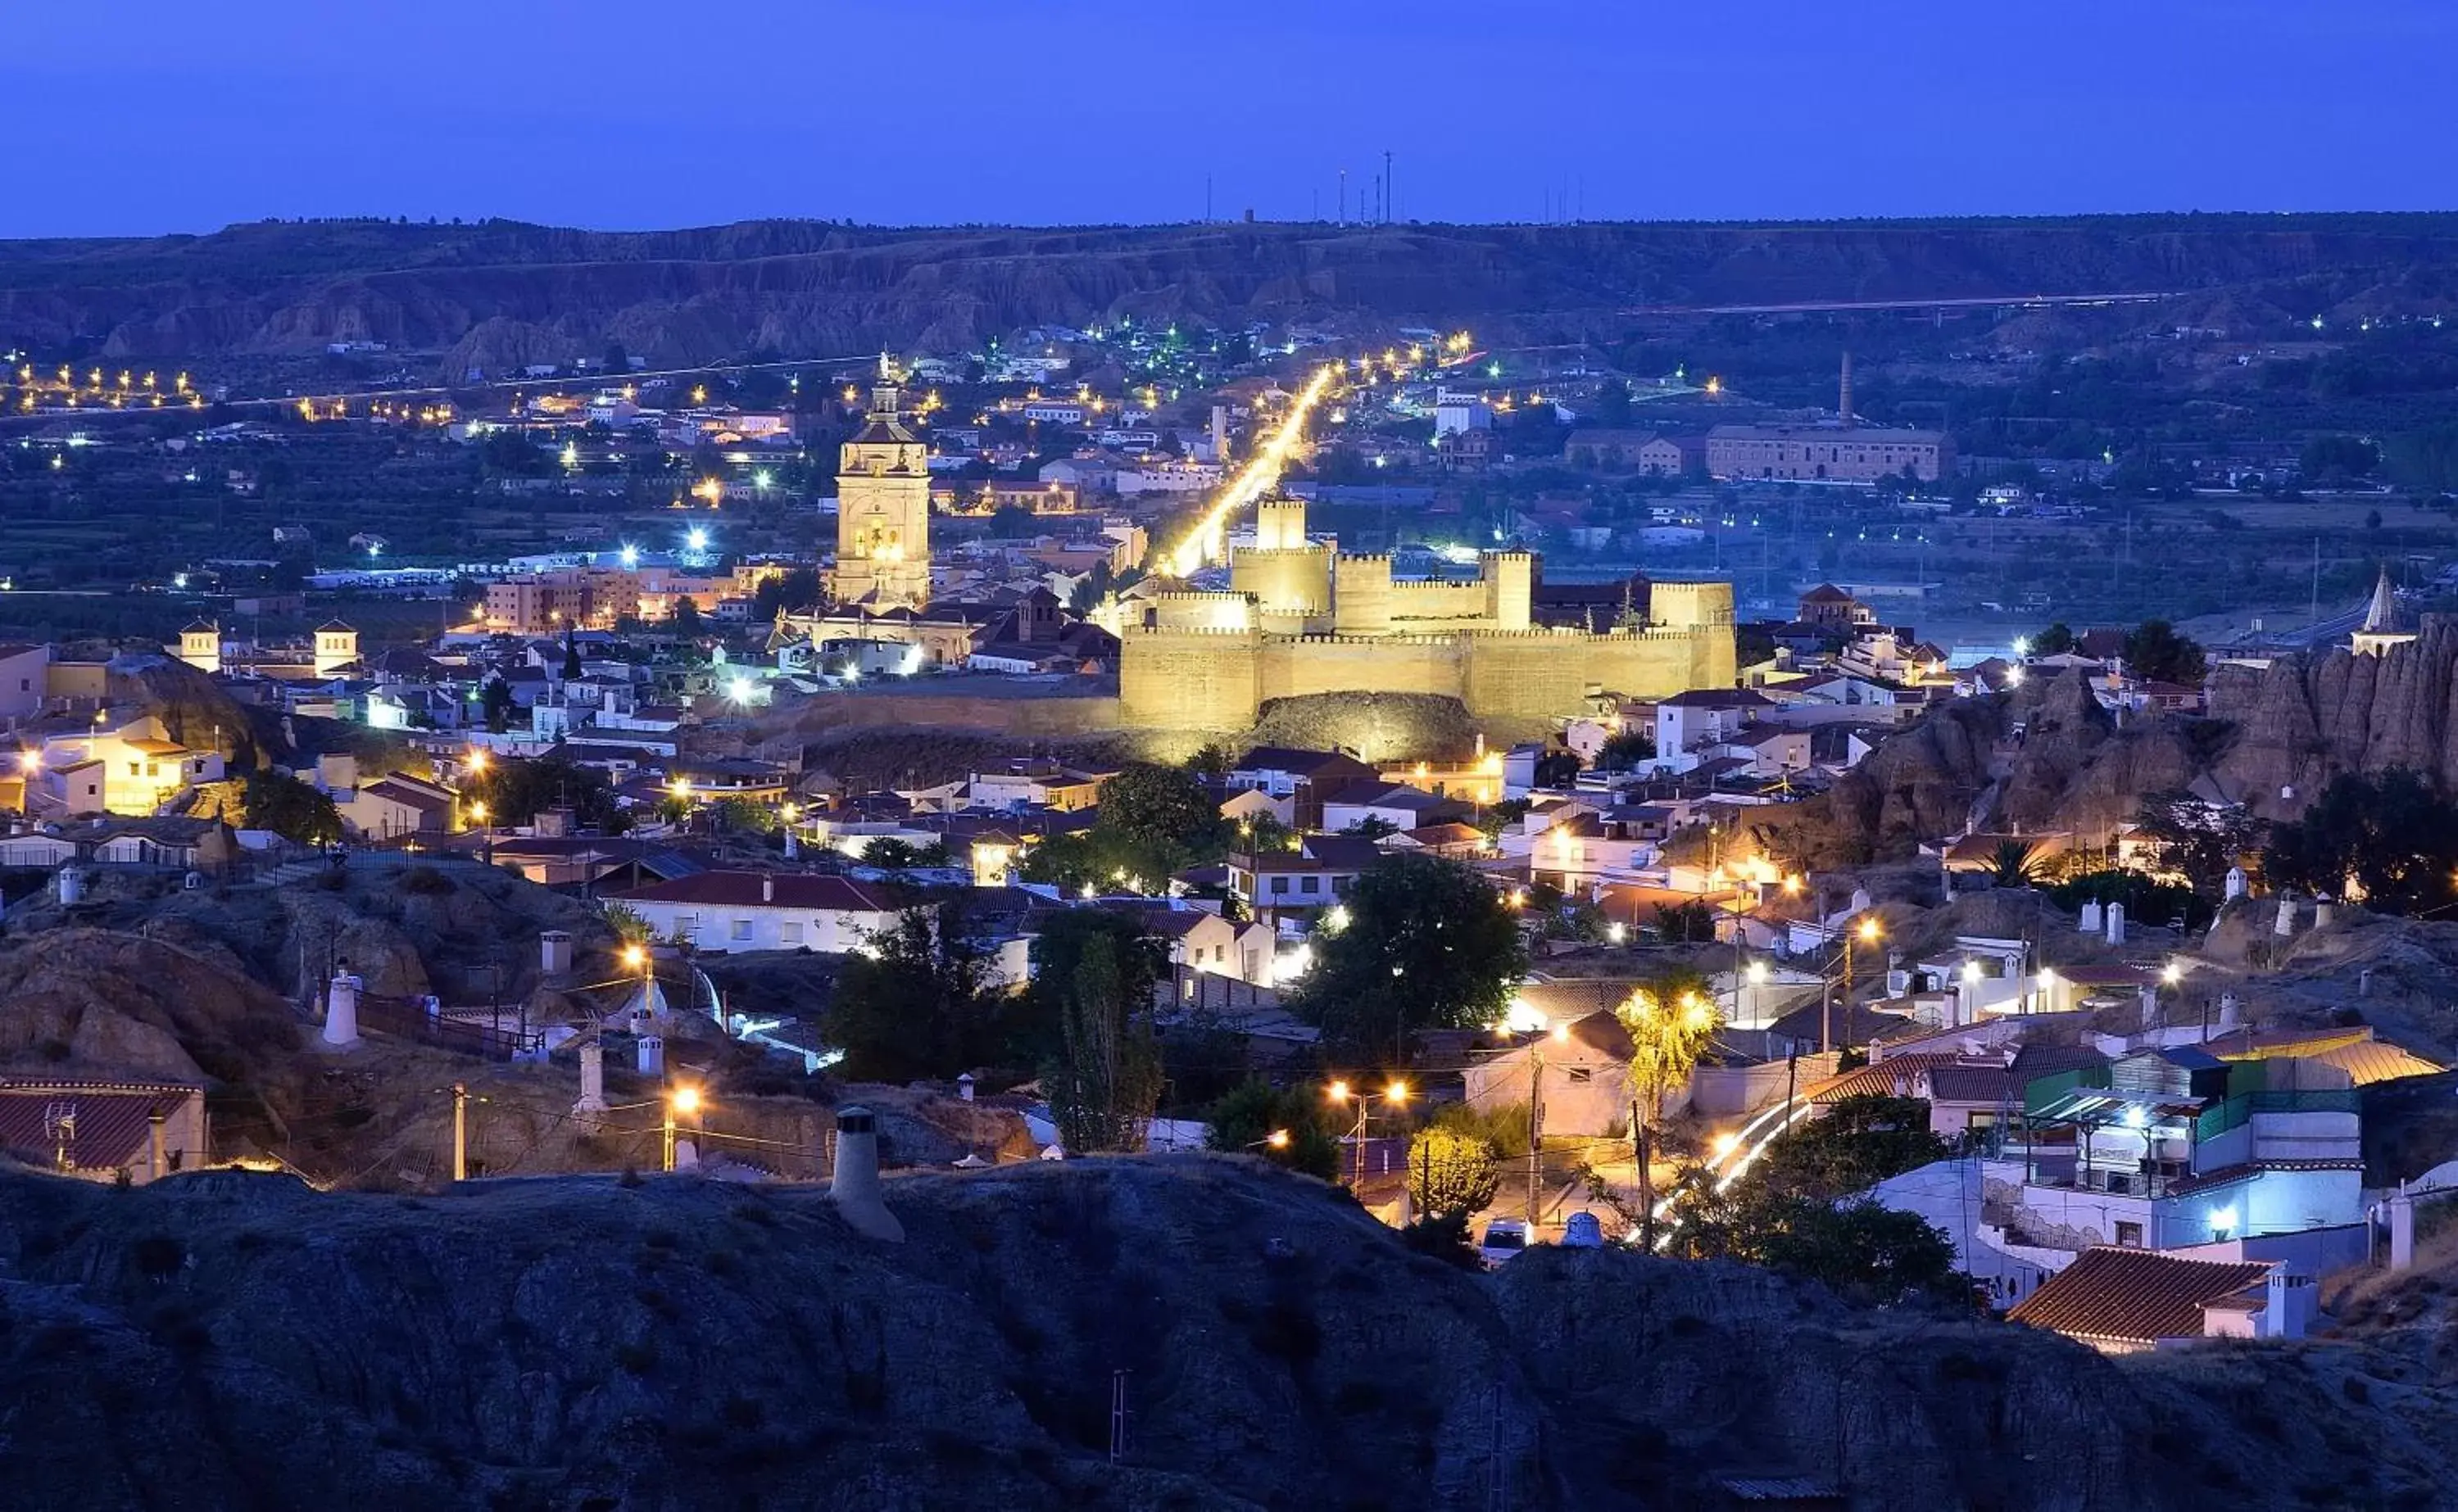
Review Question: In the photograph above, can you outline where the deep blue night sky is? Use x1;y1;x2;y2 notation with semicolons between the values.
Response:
7;1;2452;238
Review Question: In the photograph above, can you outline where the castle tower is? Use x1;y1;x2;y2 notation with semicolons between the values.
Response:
1481;551;1533;632
176;620;221;676
832;358;932;609
1332;554;1394;636
1255;496;1307;552
2351;564;2416;658
312;620;359;679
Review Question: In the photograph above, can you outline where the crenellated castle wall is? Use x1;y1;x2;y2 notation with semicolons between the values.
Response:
1119;584;1737;732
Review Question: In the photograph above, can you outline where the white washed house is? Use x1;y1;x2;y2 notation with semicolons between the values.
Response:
609;871;913;954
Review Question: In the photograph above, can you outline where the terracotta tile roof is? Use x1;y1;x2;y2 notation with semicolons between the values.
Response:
609;871;900;912
1925;1064;2019;1105
2009;1042;2111;1083
2167;1158;2364;1197
361;778;454;813
2008;1247;2272;1347
1808;1052;1966;1104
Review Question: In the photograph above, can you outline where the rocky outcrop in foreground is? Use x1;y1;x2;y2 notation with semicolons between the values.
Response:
0;1158;2449;1511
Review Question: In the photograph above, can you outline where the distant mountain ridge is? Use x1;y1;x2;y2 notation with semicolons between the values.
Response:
7;212;2458;375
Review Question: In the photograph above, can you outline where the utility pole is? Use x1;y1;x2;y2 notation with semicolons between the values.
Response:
1526;1042;1544;1225
1384;148;1394;223
1338;167;1347;224
451;1082;468;1182
1486;1385;1509;1512
1109;1369;1131;1463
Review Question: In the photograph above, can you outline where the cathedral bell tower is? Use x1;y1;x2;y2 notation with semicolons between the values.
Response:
831;356;932;608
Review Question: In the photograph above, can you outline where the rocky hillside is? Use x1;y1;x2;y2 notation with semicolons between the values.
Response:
2210;621;2458;817
1768;669;2202;867
0;1156;2450;1512
11;213;2458;369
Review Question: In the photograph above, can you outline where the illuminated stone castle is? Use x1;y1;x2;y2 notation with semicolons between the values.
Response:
830;362;931;608
1118;496;1736;731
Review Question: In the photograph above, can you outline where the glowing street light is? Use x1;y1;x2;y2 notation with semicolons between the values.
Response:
664;1084;705;1171
1326;1078;1408;1186
686;526;710;552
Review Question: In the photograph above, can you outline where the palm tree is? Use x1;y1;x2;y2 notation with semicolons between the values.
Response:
1617;970;1721;1247
1985;839;2044;889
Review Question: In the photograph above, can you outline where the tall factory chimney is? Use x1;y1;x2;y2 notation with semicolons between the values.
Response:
1839;350;1855;427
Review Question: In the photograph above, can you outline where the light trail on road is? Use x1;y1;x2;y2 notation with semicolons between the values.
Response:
1644;1081;1825;1249
1163;362;1340;577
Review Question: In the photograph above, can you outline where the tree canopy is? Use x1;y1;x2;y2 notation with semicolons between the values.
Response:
821;903;1004;1081
2131;790;2268;899
1021;763;1230;893
239;770;342;845
1661;1093;1961;1301
1741;1095;1949;1201
1406;1127;1502;1218
465;754;627;833
1204;1079;1340;1179
2264;768;2458;915
1044;930;1167;1154
2123;619;2206;686
1017;908;1168;1070
1293;853;1526;1063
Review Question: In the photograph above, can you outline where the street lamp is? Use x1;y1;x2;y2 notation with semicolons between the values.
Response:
1831;915;1883;1054
469;799;492;864
664;1084;704;1172
1326;1079;1408;1188
622;942;651;1006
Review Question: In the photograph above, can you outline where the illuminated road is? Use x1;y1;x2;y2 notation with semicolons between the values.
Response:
1621;290;2181;319
1645;1075;1834;1248
1163;363;1341;576
1;351;884;428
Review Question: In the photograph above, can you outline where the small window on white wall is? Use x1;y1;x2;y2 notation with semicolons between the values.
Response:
730;919;753;941
779;922;804;945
